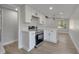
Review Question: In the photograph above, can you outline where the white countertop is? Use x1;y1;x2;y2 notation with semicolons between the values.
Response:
21;26;57;32
21;27;36;32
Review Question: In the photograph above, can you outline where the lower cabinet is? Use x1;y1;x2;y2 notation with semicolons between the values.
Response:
50;30;57;43
21;31;35;52
44;30;57;43
29;32;35;51
44;31;50;41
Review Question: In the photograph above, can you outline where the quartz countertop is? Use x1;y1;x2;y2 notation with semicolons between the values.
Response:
21;26;57;32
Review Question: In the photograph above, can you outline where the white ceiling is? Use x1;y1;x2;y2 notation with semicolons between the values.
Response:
0;4;23;11
28;4;78;19
0;4;78;19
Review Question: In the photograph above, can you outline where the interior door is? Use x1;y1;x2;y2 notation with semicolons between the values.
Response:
2;9;18;44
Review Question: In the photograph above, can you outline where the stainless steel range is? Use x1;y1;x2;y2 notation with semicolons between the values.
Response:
35;30;44;48
28;26;44;48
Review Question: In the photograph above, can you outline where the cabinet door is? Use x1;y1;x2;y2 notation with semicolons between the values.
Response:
39;13;43;24
49;31;53;42
40;16;43;24
25;5;32;23
44;31;48;41
40;17;45;24
29;32;35;50
50;31;57;43
39;13;45;24
48;32;50;41
22;32;29;50
44;31;50;41
32;8;37;17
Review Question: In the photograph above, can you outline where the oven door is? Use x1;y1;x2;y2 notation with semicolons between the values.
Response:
38;34;43;39
35;33;44;45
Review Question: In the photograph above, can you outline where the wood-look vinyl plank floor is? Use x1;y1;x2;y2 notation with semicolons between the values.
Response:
4;33;78;54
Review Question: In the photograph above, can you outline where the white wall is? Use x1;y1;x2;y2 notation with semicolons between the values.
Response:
0;15;1;29
0;10;2;42
45;18;57;28
69;6;79;52
2;9;18;45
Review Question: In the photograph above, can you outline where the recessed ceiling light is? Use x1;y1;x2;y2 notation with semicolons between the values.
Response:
59;12;63;15
15;8;18;11
49;7;53;10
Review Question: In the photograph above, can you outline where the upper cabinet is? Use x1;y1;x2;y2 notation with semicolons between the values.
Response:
25;5;39;23
21;5;46;24
32;8;39;17
39;13;46;24
25;5;32;23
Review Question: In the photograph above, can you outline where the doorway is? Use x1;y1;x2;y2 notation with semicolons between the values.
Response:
1;7;18;53
0;8;5;54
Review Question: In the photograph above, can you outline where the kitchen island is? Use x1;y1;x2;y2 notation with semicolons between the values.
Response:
20;30;35;52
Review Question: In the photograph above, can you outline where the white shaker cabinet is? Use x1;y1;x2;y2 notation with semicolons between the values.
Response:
21;5;46;24
21;31;35;52
29;32;35;50
39;19;43;24
25;5;32;23
50;30;57;43
44;31;50;41
39;13;46;24
40;17;44;24
44;30;57;43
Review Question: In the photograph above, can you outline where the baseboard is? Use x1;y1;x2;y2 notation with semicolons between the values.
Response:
58;31;69;34
3;40;18;46
69;33;79;53
0;46;5;54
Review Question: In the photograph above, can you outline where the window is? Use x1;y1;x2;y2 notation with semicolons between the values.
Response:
58;20;66;29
